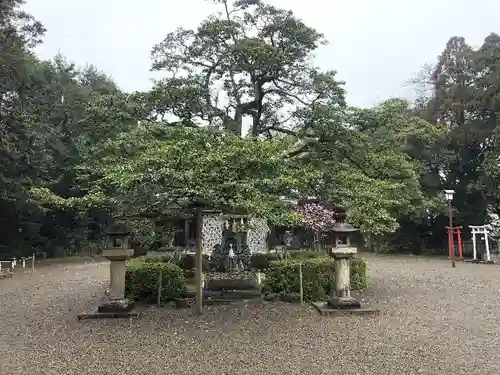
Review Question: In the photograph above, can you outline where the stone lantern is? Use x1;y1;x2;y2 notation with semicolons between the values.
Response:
103;221;134;300
327;220;362;309
78;219;138;320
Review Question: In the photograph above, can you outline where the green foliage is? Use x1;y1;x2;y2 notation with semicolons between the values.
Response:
287;250;327;259
150;1;344;136
176;254;196;270
250;251;325;270
291;100;436;235
250;253;279;270
263;256;367;301
349;257;368;290
419;34;500;226
141;253;211;273
177;254;211;273
0;2;128;257
141;254;179;264
125;259;187;303
81;124;300;222
4;0;500;259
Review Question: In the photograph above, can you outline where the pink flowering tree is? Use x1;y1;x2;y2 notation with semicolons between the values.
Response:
297;203;336;250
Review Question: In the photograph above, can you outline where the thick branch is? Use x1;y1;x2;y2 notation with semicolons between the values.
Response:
265;126;298;137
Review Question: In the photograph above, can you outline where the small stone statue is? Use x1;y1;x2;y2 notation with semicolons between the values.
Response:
228;244;235;273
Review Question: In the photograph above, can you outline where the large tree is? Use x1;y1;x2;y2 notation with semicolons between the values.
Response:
0;0;45;200
149;0;344;136
418;34;500;227
288;100;437;235
0;1;48;256
0;1;134;257
32;123;302;225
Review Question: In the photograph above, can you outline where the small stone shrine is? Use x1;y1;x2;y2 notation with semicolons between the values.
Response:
78;220;139;320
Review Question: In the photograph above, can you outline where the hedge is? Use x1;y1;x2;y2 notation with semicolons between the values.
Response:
250;250;331;270
143;254;179;263
177;253;211;272
349;256;367;290
142;253;211;272
287;250;327;260
125;259;187;303
250;253;280;270
263;256;367;302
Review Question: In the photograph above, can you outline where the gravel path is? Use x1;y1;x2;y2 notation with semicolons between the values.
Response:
1;255;500;375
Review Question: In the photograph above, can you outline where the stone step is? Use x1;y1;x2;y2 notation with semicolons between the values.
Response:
203;299;237;306
185;289;262;300
204;278;259;291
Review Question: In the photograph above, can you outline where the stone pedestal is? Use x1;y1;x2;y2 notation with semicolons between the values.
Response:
102;248;133;299
327;247;361;309
78;247;139;320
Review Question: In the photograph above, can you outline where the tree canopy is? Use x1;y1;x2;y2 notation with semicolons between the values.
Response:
1;0;499;257
149;0;344;136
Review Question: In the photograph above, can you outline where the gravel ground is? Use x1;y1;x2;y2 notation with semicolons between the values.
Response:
1;254;500;375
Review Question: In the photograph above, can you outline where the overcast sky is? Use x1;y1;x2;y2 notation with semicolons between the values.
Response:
24;0;500;108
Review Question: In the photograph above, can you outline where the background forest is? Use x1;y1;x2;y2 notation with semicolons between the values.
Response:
1;0;499;258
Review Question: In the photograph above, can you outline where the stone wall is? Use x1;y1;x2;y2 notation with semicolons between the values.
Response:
201;212;224;255
201;213;269;255
247;217;270;253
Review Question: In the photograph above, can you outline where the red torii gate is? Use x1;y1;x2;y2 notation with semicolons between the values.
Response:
446;226;463;260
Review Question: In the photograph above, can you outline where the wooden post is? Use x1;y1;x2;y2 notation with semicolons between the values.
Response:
32;253;35;277
184;219;190;248
447;227;453;259
299;263;304;305
195;207;203;315
157;269;163;307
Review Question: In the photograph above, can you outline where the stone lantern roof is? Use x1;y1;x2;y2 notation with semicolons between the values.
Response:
331;222;359;233
106;221;130;237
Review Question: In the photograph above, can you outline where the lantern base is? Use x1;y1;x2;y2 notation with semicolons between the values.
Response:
77;299;140;321
97;298;135;313
327;296;361;309
312;301;380;316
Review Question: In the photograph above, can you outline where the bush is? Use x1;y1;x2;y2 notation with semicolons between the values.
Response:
177;253;211;272
287;250;327;259
177;253;196;269
263;256;367;302
350;257;368;290
250;253;280;270
249;250;325;270
142;253;211;272
143;253;180;263
125;259;187;303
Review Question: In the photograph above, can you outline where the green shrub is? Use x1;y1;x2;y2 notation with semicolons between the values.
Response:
250;253;280;270
350;257;368;290
125;259;187;303
142;253;211;272
143;254;179;263
263;256;367;302
176;254;211;272
177;253;196;269
263;257;335;301
249;251;325;270
287;250;327;259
